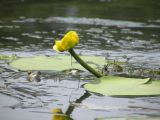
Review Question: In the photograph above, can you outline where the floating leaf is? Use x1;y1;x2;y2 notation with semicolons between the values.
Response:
0;54;17;60
84;76;160;97
9;55;106;71
95;117;160;120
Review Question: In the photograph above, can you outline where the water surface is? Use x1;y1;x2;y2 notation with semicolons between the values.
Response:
0;0;160;120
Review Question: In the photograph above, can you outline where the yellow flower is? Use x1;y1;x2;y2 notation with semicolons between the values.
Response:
53;31;79;52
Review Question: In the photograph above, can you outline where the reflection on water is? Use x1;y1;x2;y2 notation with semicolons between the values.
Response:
0;0;160;120
52;108;73;120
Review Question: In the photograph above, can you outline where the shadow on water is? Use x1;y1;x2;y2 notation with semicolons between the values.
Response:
0;0;160;120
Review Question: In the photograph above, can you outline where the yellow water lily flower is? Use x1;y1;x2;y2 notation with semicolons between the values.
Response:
53;31;79;52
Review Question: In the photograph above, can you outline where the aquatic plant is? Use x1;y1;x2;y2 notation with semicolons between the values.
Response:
53;31;79;52
53;31;102;78
53;31;160;97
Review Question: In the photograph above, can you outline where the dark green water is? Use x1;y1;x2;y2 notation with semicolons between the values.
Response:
0;0;160;120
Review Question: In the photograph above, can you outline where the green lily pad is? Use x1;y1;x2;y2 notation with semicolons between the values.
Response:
9;55;106;71
96;117;160;120
0;54;17;60
84;76;160;97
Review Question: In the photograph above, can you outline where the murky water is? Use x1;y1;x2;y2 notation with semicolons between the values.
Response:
0;0;160;120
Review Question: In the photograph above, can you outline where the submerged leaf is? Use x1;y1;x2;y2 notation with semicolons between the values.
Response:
84;76;160;97
9;55;106;71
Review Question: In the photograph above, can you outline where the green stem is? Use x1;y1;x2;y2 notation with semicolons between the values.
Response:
68;49;102;78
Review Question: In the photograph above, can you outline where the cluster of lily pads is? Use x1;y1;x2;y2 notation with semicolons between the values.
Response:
8;31;160;97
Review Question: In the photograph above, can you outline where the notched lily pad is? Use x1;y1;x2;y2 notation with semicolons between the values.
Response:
9;55;107;71
84;76;160;97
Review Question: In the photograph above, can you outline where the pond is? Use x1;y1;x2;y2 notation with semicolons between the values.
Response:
0;0;160;120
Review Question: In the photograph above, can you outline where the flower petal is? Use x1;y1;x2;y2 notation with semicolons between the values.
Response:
53;40;65;52
53;31;79;52
61;31;79;51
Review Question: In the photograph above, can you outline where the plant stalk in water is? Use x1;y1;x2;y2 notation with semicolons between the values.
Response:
68;48;102;78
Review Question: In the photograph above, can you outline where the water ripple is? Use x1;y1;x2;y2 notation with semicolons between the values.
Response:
44;17;160;28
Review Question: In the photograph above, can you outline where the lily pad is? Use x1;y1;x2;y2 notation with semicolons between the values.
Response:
84;76;160;97
96;117;160;120
0;54;17;60
9;55;106;71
